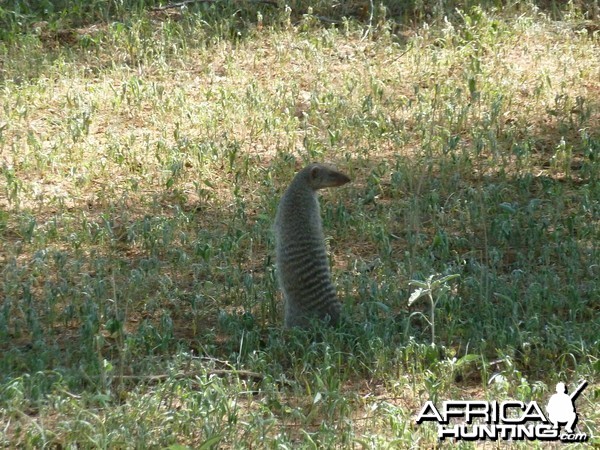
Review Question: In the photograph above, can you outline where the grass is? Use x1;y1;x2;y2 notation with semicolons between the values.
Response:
0;0;599;447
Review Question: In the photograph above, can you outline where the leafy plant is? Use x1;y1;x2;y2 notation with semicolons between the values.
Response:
407;274;460;346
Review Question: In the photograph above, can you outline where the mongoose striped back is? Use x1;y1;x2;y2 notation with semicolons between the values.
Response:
274;163;350;328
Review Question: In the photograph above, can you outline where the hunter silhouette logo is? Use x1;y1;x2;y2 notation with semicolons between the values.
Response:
415;380;589;442
546;381;586;434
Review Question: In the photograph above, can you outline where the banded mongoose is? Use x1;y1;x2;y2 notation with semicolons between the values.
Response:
274;163;351;328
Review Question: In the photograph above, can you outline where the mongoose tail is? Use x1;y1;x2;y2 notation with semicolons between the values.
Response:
274;163;350;329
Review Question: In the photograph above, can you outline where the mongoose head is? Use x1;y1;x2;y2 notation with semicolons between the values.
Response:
304;163;351;190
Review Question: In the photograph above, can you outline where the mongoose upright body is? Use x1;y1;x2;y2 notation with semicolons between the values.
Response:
274;163;350;328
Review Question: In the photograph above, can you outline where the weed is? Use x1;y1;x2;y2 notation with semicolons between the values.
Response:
407;273;460;346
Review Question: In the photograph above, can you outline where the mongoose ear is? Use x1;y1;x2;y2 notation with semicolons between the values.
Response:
310;165;320;180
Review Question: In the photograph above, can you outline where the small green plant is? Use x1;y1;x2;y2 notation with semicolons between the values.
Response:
407;273;460;346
